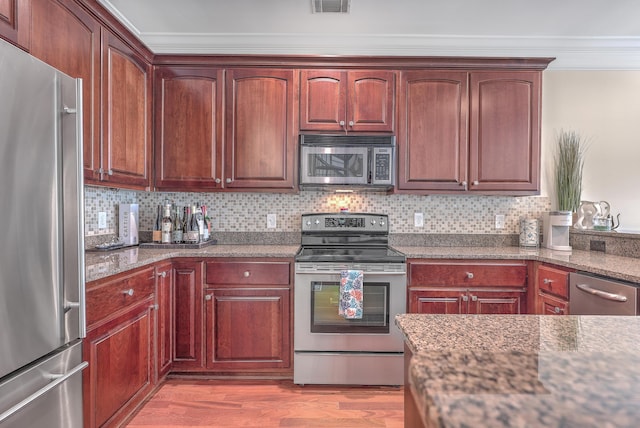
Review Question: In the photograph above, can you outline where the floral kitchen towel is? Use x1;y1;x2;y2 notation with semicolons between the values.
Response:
339;270;364;319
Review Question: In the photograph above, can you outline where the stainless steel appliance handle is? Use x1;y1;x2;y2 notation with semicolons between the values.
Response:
575;283;628;302
0;361;88;424
297;271;406;276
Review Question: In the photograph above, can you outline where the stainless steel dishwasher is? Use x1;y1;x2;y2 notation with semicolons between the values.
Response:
570;272;640;315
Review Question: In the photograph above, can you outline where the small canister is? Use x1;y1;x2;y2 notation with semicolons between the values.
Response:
519;217;540;247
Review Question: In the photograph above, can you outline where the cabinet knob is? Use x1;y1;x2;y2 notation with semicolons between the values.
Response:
554;306;561;314
215;178;221;184
466;272;474;279
471;295;478;302
205;294;212;301
226;178;232;183
122;288;134;296
472;180;479;186
339;120;345;126
543;278;553;284
461;295;469;302
157;271;167;278
243;271;251;278
348;120;354;127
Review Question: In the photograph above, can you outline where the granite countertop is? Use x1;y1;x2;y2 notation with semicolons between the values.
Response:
85;244;640;284
396;314;640;428
85;244;300;282
395;246;640;283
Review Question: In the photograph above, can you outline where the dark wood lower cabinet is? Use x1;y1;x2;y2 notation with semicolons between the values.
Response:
84;301;156;428
171;260;204;370
155;262;174;380
204;287;291;372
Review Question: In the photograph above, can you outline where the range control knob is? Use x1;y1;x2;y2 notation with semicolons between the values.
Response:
380;221;386;226
370;220;377;225
315;219;320;225
305;220;311;226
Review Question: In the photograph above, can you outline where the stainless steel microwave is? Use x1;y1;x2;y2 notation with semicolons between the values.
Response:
299;134;396;190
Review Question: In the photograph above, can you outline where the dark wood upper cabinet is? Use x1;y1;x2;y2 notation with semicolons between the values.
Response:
101;29;152;190
300;69;395;133
397;70;469;191
154;67;224;191
29;0;101;183
398;68;543;195
469;71;541;193
0;0;30;49
225;68;297;190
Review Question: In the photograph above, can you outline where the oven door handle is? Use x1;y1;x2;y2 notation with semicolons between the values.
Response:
297;270;406;276
575;283;628;302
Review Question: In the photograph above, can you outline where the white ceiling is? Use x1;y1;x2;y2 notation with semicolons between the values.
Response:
99;0;640;69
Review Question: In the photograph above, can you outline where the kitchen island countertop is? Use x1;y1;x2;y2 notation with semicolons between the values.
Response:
396;314;640;428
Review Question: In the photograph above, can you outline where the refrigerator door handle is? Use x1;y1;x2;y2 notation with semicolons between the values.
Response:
0;361;88;424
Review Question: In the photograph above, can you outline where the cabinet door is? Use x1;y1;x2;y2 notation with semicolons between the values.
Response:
538;292;569;315
300;69;395;133
347;70;395;132
398;70;468;191
154;67;224;191
101;30;152;190
408;289;465;314
225;68;297;190
469;71;541;193
83;300;155;428
300;69;346;131
29;0;101;182
155;262;173;380
0;0;29;48
205;287;291;370
172;260;204;370
468;290;525;315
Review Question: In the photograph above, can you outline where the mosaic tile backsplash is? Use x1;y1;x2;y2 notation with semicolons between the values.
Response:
84;185;551;238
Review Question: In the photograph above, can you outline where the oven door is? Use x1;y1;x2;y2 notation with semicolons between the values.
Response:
299;145;369;185
294;264;406;353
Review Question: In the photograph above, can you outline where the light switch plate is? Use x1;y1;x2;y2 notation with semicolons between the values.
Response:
267;214;277;229
98;212;107;229
414;212;424;228
495;214;505;229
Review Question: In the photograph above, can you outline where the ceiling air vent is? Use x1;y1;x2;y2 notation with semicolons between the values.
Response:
312;0;350;13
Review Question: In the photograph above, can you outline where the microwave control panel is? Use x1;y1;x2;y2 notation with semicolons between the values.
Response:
372;147;394;184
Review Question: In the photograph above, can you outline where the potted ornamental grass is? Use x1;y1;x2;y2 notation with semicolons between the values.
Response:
555;129;588;214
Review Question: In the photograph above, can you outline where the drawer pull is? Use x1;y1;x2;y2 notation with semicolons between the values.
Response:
466;272;474;279
543;278;553;284
243;271;250;278
122;289;134;296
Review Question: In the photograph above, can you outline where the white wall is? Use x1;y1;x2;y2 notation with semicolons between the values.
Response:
541;71;640;232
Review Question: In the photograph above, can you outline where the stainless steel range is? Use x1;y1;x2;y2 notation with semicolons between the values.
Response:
294;213;406;386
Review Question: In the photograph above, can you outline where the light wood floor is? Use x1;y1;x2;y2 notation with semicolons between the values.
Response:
125;378;404;428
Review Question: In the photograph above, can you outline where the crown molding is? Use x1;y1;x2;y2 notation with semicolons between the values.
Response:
137;33;640;70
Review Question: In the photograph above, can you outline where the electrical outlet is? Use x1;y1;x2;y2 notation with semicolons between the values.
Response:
98;212;107;229
267;214;277;229
414;212;424;228
495;214;505;229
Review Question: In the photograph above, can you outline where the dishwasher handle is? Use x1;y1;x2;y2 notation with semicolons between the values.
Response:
575;283;628;302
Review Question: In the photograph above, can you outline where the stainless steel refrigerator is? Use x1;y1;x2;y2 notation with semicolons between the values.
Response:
0;39;86;427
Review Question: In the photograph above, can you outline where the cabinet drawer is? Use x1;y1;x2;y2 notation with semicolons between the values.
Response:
537;265;570;299
409;261;527;287
205;261;290;286
86;266;155;327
